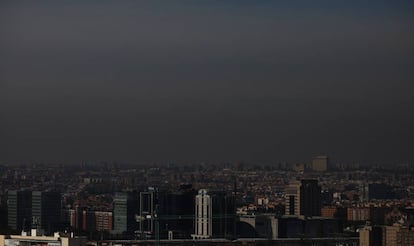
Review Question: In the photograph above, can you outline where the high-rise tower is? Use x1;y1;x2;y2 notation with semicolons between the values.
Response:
31;191;61;234
193;189;212;239
284;182;301;216
192;189;235;239
300;179;322;217
7;190;32;232
285;179;321;218
139;188;157;238
113;191;140;235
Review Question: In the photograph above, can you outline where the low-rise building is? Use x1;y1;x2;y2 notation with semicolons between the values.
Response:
0;233;86;246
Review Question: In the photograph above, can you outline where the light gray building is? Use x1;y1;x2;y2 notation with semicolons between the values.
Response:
192;189;212;239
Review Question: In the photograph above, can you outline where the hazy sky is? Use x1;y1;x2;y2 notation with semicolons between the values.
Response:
1;1;413;164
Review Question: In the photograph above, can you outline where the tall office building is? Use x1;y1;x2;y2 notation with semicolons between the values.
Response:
114;186;195;239
113;193;128;234
113;191;140;235
368;183;396;200
285;180;321;217
139;187;157;238
211;191;235;239
285;182;301;216
157;184;197;239
300;179;322;217
7;190;32;232
192;189;235;239
31;191;62;234
193;189;212;239
311;155;328;172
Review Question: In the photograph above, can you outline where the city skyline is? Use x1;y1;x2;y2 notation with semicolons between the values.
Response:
1;160;413;243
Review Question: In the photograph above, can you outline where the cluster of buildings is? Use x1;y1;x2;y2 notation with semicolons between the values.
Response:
3;182;359;245
7;191;62;235
0;157;414;245
359;225;414;246
4;185;236;241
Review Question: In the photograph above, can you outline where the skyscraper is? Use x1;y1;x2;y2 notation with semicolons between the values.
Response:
113;193;128;234
139;187;157;238
193;189;212;239
192;189;235;239
157;184;197;239
113;191;140;235
31;191;61;234
285;180;321;218
285;181;301;216
7;190;32;232
211;191;235;239
300;179;322;217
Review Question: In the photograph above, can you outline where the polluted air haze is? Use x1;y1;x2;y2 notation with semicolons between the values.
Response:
1;1;413;164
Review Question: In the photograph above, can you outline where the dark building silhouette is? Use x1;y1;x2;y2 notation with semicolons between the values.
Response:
211;191;235;239
300;179;321;217
7;190;32;232
278;217;303;238
368;183;396;200
406;208;414;226
112;185;235;240
278;217;341;238
82;210;97;232
255;215;278;239
76;206;87;232
370;207;388;226
63;205;87;233
113;186;196;239
285;179;322;218
31;191;62;234
236;220;258;238
157;184;197;239
321;190;333;205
